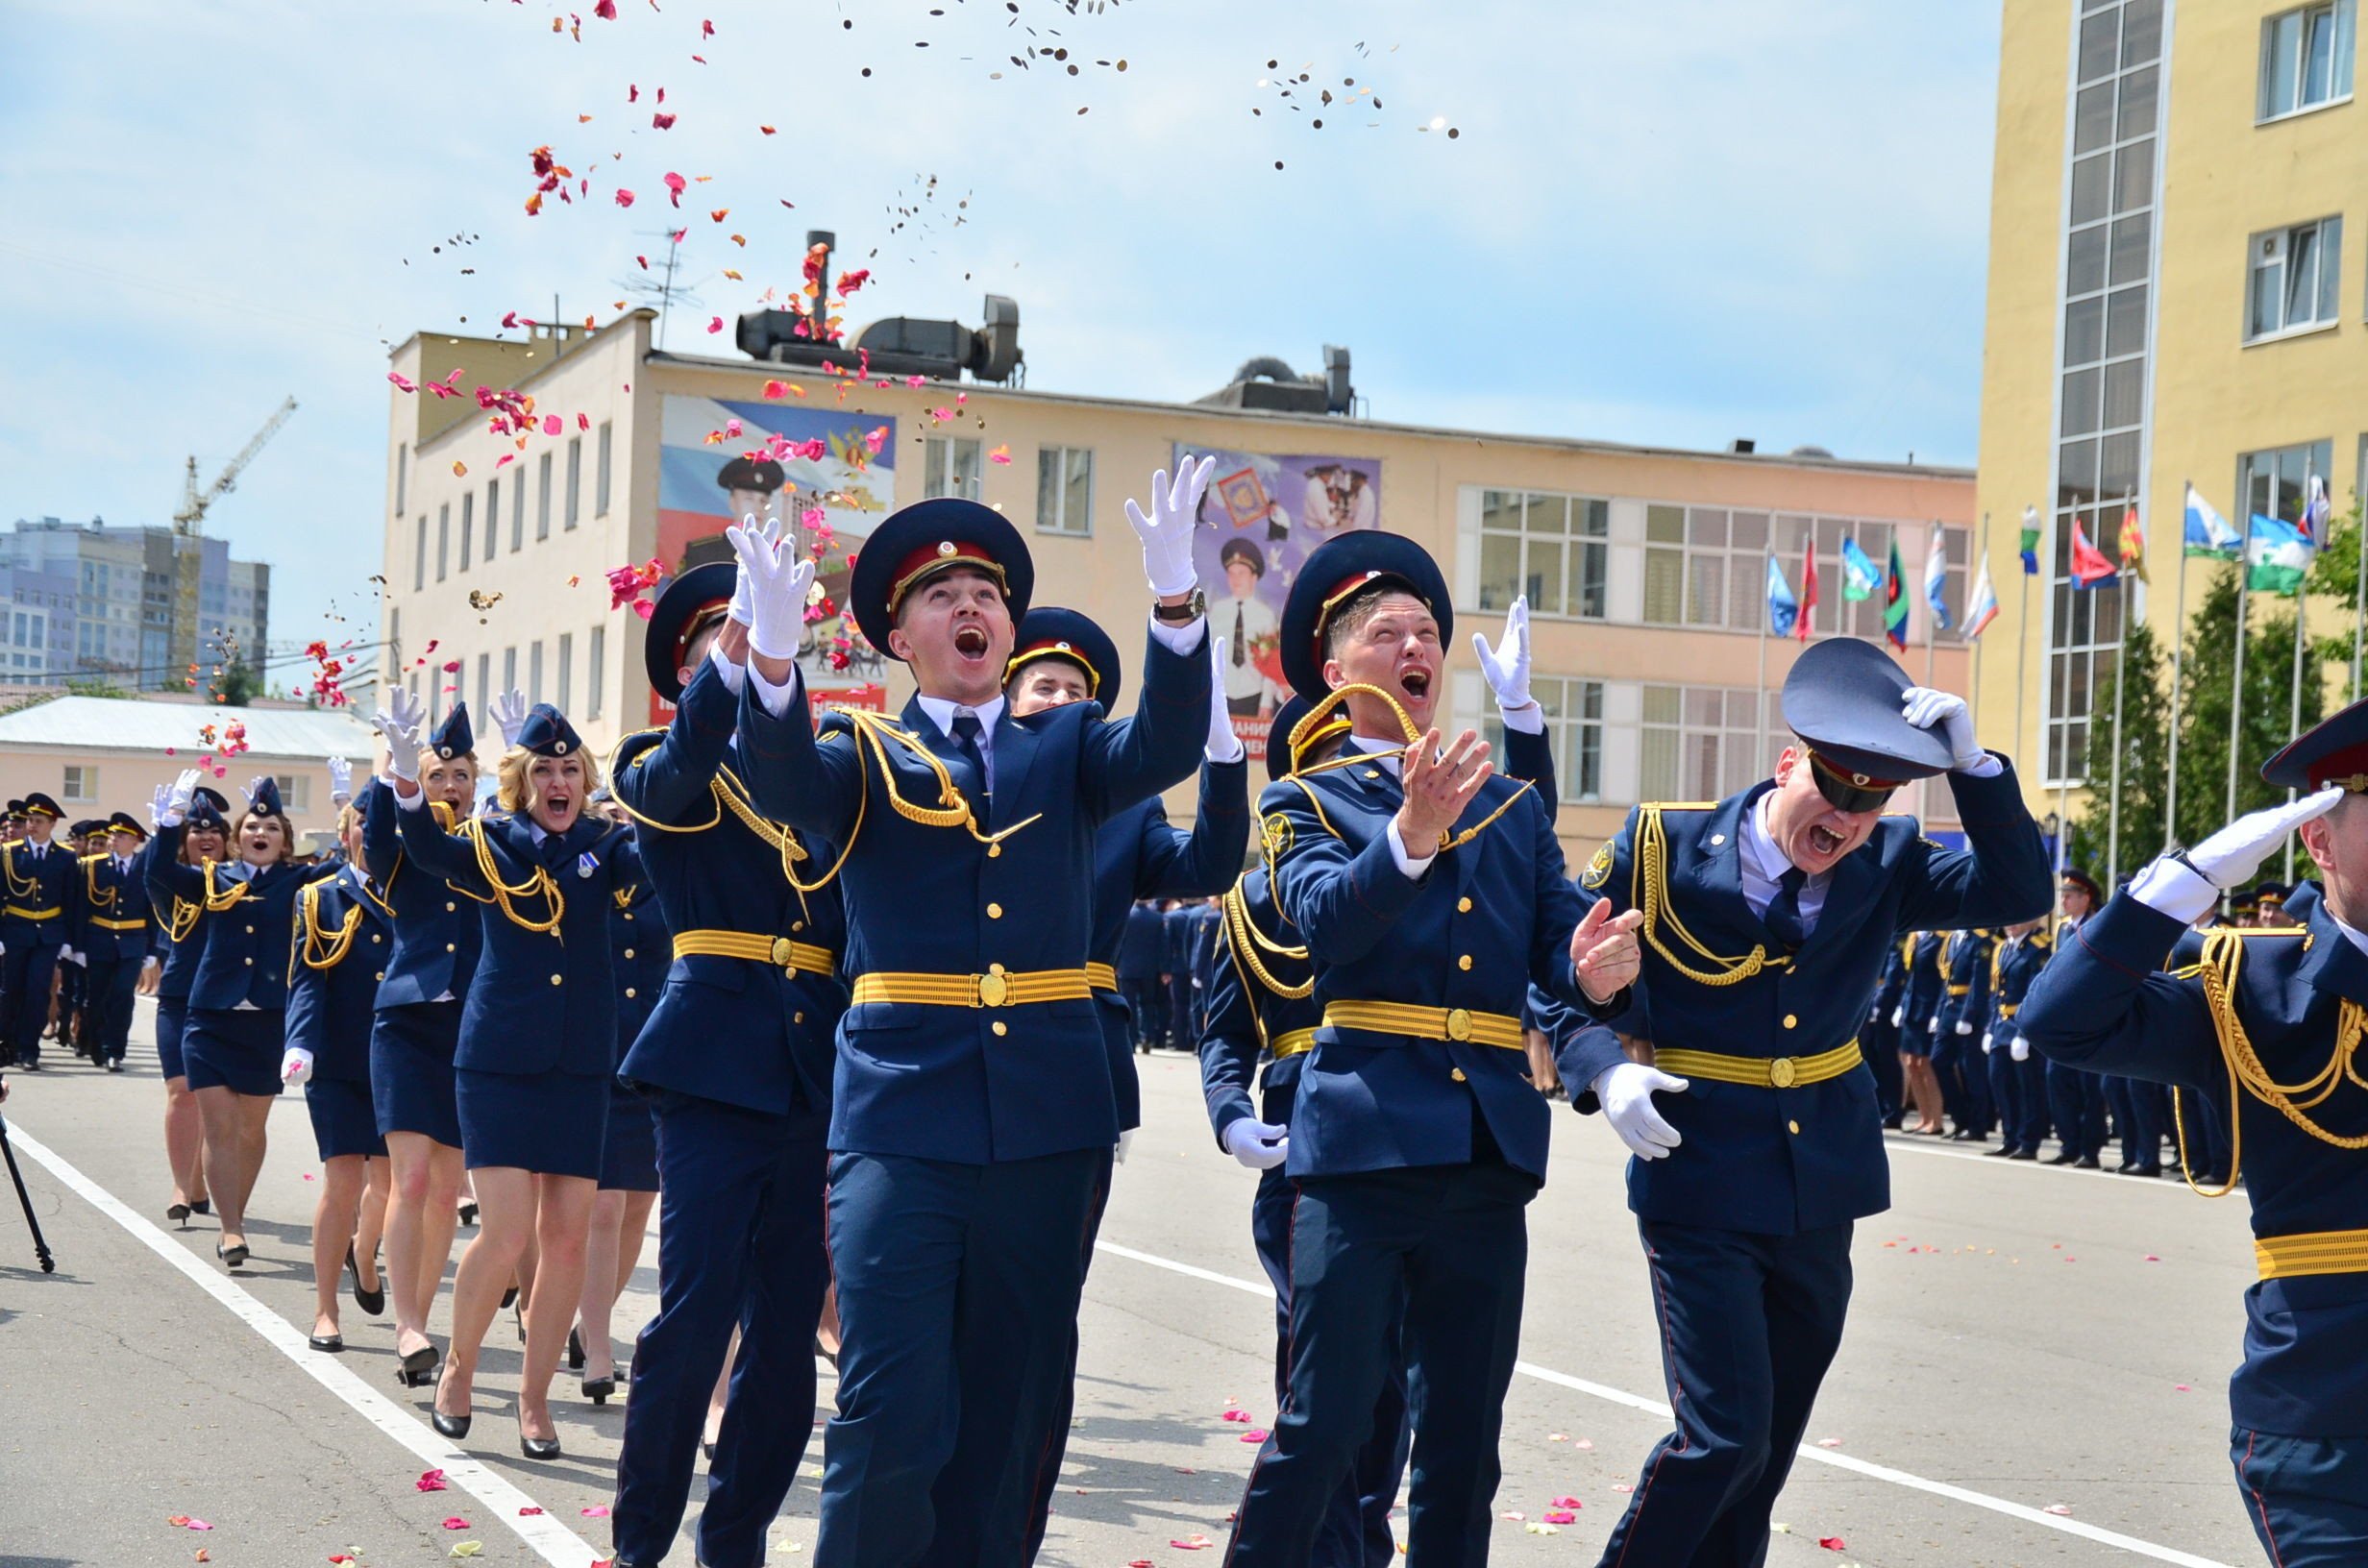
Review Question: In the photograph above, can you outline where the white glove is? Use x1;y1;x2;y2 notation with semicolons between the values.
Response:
327;756;353;809
1592;1061;1689;1161
727;512;781;629
150;783;173;829
1123;454;1216;598
60;947;80;968
727;520;815;661
1890;1006;1904;1027
1901;687;1986;772
372;693;425;784
1981;1031;1995;1054
1472;597;1535;716
140;955;160;971
158;768;203;828
281;1046;314;1088
489;689;530;747
2010;1035;2032;1062
1954;1019;1972;1036
1222;1117;1289;1170
1205;635;1245;763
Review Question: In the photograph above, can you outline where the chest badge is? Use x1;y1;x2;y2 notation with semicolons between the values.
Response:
577;852;600;879
1581;842;1614;890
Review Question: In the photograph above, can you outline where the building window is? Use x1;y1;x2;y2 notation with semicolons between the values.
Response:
1530;675;1605;804
62;765;97;804
595;421;613;516
1477;490;1608;620
2239;439;2332;527
510;469;526;551
925;436;984;501
1035;446;1093;536
2260;1;2356;120
1640;684;1767;802
395;443;408;517
2248;217;2343;339
503;645;518;697
457;492;474;574
565;438;583;530
587;625;606;719
537;453;554;541
476;651;490;719
414;516;428;592
1641;505;1788;631
436;503;450;581
270;775;312;814
484;481;500;563
530;640;545;704
556;631;574;713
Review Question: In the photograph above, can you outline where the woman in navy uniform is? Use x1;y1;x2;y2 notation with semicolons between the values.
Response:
1980;915;2053;1160
729;472;1212;1568
283;796;393;1352
375;689;638;1460
1933;925;1997;1140
2043;868;2109;1166
145;772;340;1269
69;811;156;1072
604;556;848;1568
1896;930;1947;1133
1;793;77;1069
143;785;229;1223
2018;698;2368;1564
362;699;504;1388
576;792;664;1407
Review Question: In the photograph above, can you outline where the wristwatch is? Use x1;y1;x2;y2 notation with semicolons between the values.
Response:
1152;589;1207;625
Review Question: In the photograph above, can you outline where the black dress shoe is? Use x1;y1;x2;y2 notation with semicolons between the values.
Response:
2044;1152;2078;1165
519;1426;561;1461
1983;1143;2018;1157
582;1374;615;1406
216;1242;249;1269
2131;1163;2162;1177
105;1059;122;1073
2009;1147;2038;1161
458;1200;479;1227
166;1201;192;1225
2074;1155;2103;1169
567;1326;585;1370
1882;1113;1905;1130
348;1246;386;1316
501;1284;519;1311
308;1333;345;1353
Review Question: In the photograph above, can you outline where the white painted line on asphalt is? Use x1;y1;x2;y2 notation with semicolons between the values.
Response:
5;1121;604;1568
1096;1237;2236;1568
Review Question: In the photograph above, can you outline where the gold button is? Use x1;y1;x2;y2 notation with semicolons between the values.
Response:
978;972;1009;1008
1783;1014;1798;1030
1457;897;1472;913
988;962;1006;975
1768;1057;1797;1089
550;974;563;986
1788;1119;1801;1135
623;912;633;922
625;987;637;999
243;957;253;966
988;844;1001;858
446;943;456;953
794;1012;804;1025
1450;1067;1468;1082
1458;955;1472;971
792;920;805;932
1444;1008;1472;1041
447;901;456;912
623;948;635;960
372;934;382;943
986;903;1002;919
992;1020;1008;1037
375;971;385;981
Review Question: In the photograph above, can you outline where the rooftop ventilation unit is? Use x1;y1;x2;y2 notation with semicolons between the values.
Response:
734;230;1024;383
1197;345;1355;416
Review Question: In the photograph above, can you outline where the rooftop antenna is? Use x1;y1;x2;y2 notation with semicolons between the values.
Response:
618;229;700;350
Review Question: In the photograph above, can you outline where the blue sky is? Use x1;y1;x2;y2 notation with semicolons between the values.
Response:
0;1;2002;667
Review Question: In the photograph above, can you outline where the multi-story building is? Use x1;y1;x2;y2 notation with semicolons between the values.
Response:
382;307;1976;855
0;517;271;691
1977;0;2366;816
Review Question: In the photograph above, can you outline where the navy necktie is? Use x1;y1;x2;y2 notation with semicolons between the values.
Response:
1764;866;1811;950
950;712;990;799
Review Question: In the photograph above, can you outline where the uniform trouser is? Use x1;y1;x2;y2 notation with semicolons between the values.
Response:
1932;1028;1991;1133
1595;1220;1854;1568
2173;1086;2233;1178
1014;1148;1122;1564
57;956;85;1033
817;1147;1101;1568
1860;1019;1902;1121
1986;1048;2051;1152
1227;1161;1534;1568
2233;1427;2368;1567
2046;1063;2108;1159
84;955;141;1063
0;942;62;1065
1246;1164;1409;1568
2106;1076;2166;1168
1168;975;1197;1048
1121;978;1166;1050
610;1090;830;1568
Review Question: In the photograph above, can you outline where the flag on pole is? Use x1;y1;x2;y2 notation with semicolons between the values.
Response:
2247;513;2316;596
2116;501;2149;582
2019;504;2043;575
2302;474;2331;544
1963;551;2000;639
1923;523;1954;629
1764;552;1798;639
2183;484;2241;556
1840;537;1882;600
1796;540;1819;641
2069;516;2118;587
1883;533;1910;651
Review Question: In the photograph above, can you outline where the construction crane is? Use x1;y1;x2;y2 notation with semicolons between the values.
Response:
172;397;297;693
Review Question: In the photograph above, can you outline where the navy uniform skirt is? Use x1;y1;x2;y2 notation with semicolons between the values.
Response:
183;1008;285;1097
370;1002;463;1148
307;1078;388;1162
456;1066;608;1180
156;996;190;1081
597;1082;660;1192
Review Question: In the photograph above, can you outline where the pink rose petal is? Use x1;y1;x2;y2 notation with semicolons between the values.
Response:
440;1517;469;1530
1543;1510;1578;1525
580;1505;611;1517
2045;1504;2074;1516
1240;1428;1268;1443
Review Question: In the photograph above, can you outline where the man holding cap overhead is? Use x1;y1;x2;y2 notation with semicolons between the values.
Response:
1570;639;2050;1566
70;811;154;1072
1;794;76;1070
2017;698;2368;1560
730;465;1214;1568
1225;531;1641;1565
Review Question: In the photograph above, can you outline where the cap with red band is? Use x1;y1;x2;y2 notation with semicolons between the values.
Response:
2260;695;2368;793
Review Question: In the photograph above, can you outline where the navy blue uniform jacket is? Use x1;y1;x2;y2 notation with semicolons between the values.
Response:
1985;925;2053;1039
1903;931;1946;1039
1576;764;2050;1233
287;867;394;1081
72;852;153;963
608;880;672;1065
1;840;78;949
2019;890;2368;1436
614;657;846;1116
1116;901;1168;981
360;778;485;1010
737;625;1210;1163
145;822;339;1011
1936;927;1997;1038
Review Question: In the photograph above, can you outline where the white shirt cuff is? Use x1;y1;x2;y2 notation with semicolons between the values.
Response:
1147;614;1208;656
1498;698;1544;735
2128;855;2218;924
1206;733;1247;765
1385;817;1434;879
395;784;428;811
1956;753;2005;779
707;641;748;697
749;662;802;720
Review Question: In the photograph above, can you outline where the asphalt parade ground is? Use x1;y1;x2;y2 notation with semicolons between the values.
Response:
0;1005;2266;1568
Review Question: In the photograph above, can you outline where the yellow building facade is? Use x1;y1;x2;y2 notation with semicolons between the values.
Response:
1978;0;2365;819
382;311;1976;857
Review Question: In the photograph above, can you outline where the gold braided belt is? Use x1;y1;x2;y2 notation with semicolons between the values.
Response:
851;967;1093;1009
673;930;838;977
4;905;60;920
1086;962;1117;992
88;916;150;933
1270;1027;1318;1060
2256;1228;2368;1281
1321;1001;1524;1050
1652;1038;1863;1090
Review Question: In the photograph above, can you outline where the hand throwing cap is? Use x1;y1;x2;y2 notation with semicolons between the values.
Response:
1781;640;1955;812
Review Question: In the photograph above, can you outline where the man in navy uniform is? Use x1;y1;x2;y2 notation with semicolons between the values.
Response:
1117;897;1170;1051
2044;867;2109;1166
70;811;154;1072
1224;533;1642;1565
1980;915;2054;1160
2017;698;2368;1563
1932;925;1997;1141
729;466;1214;1568
1163;896;1200;1048
604;554;848;1568
1;794;78;1069
55;819;100;1053
1572;639;2051;1567
1862;937;1911;1128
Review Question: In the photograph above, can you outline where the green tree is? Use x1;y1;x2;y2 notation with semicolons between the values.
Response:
2166;565;2324;838
210;658;263;707
63;676;132;699
2063;615;2169;884
2308;506;2365;698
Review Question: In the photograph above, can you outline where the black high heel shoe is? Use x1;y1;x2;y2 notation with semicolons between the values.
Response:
215;1241;249;1270
567;1326;584;1370
348;1245;385;1316
189;1198;210;1216
166;1201;191;1227
518;1418;561;1460
458;1200;479;1227
431;1367;472;1441
396;1343;441;1388
308;1332;346;1353
582;1373;615;1407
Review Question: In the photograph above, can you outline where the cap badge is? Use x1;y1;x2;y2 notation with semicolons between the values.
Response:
936;540;957;557
1852;771;1870;786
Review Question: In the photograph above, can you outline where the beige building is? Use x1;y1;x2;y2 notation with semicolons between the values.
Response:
382;309;1977;854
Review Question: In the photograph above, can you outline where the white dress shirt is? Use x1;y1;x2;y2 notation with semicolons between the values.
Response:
915;693;1006;794
1739;792;1829;931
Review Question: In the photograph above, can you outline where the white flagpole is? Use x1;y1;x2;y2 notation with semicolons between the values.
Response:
2107;495;2130;884
2355;491;2366;702
2014;509;2032;787
2227;509;2254;821
2286;567;2306;884
2165;480;2190;846
1756;553;1771;772
1922;525;1938;824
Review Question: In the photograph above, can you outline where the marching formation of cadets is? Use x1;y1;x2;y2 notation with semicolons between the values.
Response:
3;456;2368;1568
